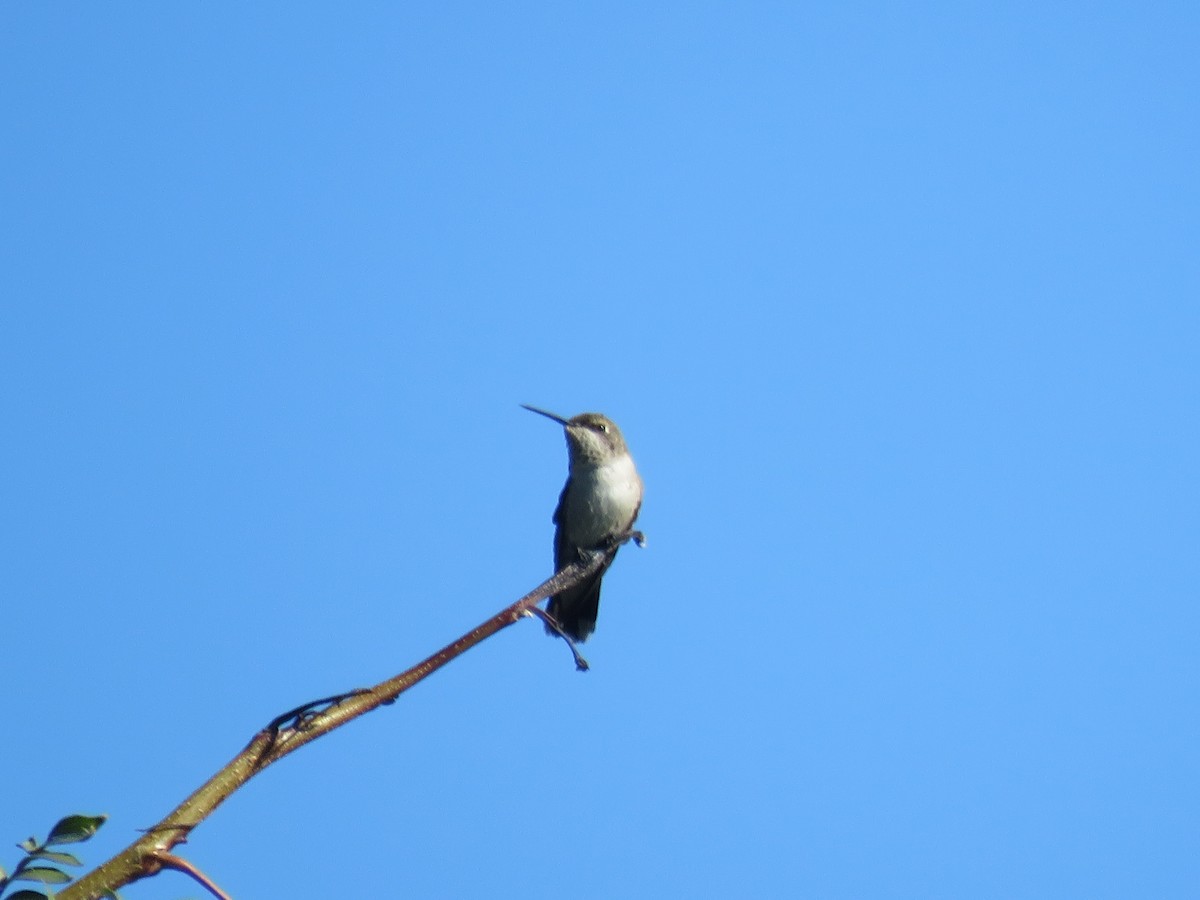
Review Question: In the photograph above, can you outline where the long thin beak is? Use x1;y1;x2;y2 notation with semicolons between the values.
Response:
520;404;570;426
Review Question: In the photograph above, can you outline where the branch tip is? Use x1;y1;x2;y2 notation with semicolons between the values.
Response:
527;606;591;672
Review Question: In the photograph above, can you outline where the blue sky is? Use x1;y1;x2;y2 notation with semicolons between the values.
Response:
2;4;1196;898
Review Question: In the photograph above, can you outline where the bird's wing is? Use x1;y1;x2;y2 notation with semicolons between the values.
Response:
552;478;571;570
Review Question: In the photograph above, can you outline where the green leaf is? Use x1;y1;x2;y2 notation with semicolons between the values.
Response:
30;849;83;866
45;814;107;846
13;865;72;884
19;837;40;852
7;891;50;900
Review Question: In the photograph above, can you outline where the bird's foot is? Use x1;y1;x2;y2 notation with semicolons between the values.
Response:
602;529;645;552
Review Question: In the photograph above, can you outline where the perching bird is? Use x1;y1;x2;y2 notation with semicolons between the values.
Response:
522;405;643;642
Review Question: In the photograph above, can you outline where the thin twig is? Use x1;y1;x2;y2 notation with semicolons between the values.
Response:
147;850;232;900
525;605;590;671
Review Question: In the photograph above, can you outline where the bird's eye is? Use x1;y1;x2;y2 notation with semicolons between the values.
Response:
598;423;608;432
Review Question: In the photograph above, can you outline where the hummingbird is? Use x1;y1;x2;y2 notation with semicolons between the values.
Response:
522;405;643;642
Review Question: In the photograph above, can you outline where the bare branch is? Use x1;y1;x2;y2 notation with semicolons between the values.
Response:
59;533;642;900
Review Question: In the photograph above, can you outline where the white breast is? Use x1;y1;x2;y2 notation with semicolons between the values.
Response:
566;454;643;547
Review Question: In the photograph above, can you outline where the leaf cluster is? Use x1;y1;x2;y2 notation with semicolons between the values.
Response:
0;816;112;900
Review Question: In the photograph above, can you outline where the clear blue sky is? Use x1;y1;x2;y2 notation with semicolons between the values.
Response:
2;4;1196;898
